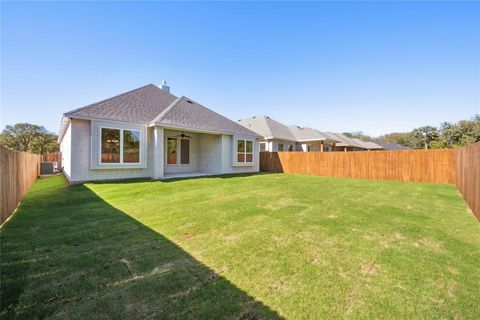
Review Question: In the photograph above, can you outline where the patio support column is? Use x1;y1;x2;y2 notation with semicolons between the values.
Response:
320;141;324;152
344;147;347;152
332;142;336;151
153;126;164;179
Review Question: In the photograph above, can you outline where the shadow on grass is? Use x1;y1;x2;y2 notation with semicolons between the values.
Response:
85;172;272;185
1;176;281;319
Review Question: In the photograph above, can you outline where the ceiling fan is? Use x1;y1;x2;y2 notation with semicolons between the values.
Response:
173;132;192;139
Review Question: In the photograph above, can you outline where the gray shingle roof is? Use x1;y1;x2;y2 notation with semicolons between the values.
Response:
326;133;366;148
154;97;260;136
351;138;383;150
64;84;178;124
238;116;297;141
63;84;259;137
371;139;412;150
287;126;327;141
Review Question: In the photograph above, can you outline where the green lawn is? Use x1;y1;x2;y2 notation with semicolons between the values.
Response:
1;174;479;319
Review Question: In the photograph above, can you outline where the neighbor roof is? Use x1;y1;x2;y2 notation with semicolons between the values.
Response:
61;84;259;139
371;139;412;150
351;138;383;150
326;132;365;148
287;126;327;141
238;116;297;141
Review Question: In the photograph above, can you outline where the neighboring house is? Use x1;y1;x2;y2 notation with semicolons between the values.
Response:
287;125;340;152
58;83;261;183
371;139;412;150
238;115;341;152
325;132;384;151
237;116;298;152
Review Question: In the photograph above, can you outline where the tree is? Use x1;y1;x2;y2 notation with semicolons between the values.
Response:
30;132;59;154
343;131;373;141
410;126;439;149
378;132;412;147
0;123;58;154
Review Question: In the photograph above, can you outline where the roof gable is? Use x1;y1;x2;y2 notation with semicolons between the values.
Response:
238;116;297;141
155;97;260;136
64;84;178;124
61;84;259;137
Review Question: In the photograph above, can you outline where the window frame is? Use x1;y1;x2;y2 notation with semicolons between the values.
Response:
165;136;191;166
99;126;141;165
235;138;254;165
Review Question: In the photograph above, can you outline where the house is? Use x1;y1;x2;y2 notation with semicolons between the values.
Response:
58;83;261;183
237;115;340;152
324;132;383;151
237;116;297;152
287;125;340;152
370;139;412;150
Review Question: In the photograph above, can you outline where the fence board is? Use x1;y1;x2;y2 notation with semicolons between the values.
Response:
455;142;480;220
261;149;457;184
0;146;40;224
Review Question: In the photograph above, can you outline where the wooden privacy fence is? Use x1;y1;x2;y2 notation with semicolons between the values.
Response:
260;149;457;183
0;146;41;224
261;145;480;220
455;142;480;220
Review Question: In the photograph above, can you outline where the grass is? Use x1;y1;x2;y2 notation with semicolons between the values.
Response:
1;173;479;319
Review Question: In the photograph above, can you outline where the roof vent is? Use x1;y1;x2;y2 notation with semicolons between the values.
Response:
159;80;170;93
186;100;193;104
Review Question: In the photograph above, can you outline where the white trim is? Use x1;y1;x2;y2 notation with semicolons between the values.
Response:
67;115;146;126
233;138;254;167
98;126;142;166
153;124;232;136
165;136;191;167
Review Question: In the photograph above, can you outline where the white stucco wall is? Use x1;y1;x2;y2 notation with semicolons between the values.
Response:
221;135;259;174
63;119;259;183
69;119;152;183
197;134;222;174
60;121;72;180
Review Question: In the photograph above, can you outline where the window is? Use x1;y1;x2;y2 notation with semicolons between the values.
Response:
278;143;284;152
288;145;294;152
237;139;253;163
167;138;177;165
101;128;120;163
123;130;140;163
180;139;190;164
167;137;190;165
260;142;266;152
100;127;141;164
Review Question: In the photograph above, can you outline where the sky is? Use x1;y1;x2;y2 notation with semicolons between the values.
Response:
1;1;479;137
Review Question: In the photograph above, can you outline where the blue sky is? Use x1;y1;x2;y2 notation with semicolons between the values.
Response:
1;1;479;136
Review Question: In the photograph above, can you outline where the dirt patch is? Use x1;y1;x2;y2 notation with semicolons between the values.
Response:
360;261;377;277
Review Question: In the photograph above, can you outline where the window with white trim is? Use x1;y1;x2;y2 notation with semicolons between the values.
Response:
167;137;190;165
237;139;253;163
100;127;140;164
260;142;266;152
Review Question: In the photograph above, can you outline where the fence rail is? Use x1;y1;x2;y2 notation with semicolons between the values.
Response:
0;146;41;224
261;146;479;220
